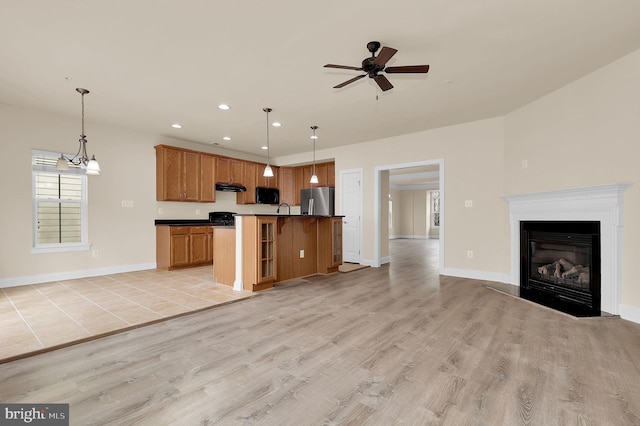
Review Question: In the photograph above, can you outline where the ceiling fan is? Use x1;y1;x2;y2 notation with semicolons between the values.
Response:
324;41;430;92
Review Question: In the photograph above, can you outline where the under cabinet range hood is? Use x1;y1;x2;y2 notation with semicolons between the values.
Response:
215;183;247;192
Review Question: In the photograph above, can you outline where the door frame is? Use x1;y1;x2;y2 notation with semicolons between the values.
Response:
373;159;445;269
339;168;363;264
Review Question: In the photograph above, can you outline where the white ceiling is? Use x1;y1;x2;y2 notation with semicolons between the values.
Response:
2;1;640;160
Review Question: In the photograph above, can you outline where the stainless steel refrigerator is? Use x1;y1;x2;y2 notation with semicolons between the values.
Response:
300;187;335;216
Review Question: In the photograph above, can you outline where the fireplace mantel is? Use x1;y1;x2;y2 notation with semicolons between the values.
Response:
503;184;630;315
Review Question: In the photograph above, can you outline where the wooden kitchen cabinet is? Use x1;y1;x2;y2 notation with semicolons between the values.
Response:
317;217;342;274
257;165;279;189
156;226;214;270
216;156;244;184
278;167;296;205
200;154;216;202
327;162;335;187
237;161;258;204
242;216;277;291
155;145;201;202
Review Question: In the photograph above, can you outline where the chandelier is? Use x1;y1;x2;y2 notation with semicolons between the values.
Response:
56;88;101;175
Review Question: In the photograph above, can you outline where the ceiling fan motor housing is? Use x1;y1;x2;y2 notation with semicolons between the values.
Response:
361;57;384;77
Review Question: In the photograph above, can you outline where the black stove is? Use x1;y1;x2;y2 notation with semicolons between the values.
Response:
209;211;236;226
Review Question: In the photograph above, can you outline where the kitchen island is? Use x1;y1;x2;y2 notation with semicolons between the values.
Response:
222;214;342;292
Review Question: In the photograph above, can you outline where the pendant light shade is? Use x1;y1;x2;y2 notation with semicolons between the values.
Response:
263;107;273;177
310;126;318;184
56;88;101;175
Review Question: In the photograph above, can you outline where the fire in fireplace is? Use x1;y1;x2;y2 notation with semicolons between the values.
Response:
520;221;601;316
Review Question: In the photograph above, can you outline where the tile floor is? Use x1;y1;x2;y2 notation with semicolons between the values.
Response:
0;266;252;362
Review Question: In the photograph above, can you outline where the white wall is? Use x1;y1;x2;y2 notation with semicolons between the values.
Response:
503;48;640;313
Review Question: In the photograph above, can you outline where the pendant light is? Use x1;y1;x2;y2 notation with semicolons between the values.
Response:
56;88;101;175
263;107;274;177
309;126;319;184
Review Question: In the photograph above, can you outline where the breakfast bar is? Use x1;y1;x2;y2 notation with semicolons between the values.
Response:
219;214;343;292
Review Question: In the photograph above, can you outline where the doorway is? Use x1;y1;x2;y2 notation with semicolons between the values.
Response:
374;159;444;269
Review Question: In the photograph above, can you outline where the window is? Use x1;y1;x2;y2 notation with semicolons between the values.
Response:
431;191;440;228
32;150;89;253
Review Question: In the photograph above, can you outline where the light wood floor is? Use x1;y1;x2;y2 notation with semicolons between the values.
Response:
0;266;252;363
2;239;640;425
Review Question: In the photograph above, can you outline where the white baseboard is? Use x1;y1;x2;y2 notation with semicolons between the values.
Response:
440;267;511;284
390;235;429;240
619;304;640;324
0;263;157;288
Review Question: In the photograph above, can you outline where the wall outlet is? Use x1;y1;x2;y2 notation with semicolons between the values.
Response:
158;207;164;215
121;200;134;208
92;249;99;258
522;159;528;169
196;208;201;215
300;250;305;258
465;200;473;208
467;250;474;259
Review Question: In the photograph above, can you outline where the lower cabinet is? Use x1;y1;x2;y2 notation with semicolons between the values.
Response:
317;217;342;274
242;216;277;291
156;226;213;270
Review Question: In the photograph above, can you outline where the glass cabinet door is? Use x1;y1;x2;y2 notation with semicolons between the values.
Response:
332;218;342;266
258;219;276;282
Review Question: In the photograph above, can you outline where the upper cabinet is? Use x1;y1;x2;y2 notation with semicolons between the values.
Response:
200;154;216;202
155;144;334;205
236;161;258;205
216;156;244;184
156;145;202;202
278;167;296;205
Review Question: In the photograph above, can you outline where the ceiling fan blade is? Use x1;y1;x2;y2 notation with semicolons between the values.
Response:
373;46;398;66
385;65;430;74
333;74;366;89
374;75;394;91
324;64;363;71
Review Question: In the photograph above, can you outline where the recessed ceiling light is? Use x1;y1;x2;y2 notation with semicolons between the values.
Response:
272;122;281;127
171;123;182;129
218;104;231;110
261;146;268;150
223;136;231;141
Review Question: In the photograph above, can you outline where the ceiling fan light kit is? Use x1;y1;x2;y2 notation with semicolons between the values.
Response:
324;41;430;92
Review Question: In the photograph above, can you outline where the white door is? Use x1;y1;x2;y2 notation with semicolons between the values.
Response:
341;170;362;263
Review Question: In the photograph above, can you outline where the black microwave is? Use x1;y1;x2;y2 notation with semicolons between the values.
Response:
256;187;280;205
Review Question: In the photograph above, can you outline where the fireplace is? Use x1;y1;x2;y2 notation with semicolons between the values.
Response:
504;184;629;316
520;221;601;316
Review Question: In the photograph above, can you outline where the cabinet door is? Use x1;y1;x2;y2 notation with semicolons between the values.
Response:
259;165;279;189
189;227;209;265
301;165;314;190
206;228;214;263
278;167;296;205
237;162;257;204
258;218;277;283
158;146;184;201
230;159;244;184
331;218;342;267
200;154;216;202
314;163;329;187
216;157;231;183
294;167;304;205
183;151;201;202
327;162;335;187
170;228;190;267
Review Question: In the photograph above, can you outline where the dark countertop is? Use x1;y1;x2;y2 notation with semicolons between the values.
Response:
234;214;344;218
155;219;234;228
